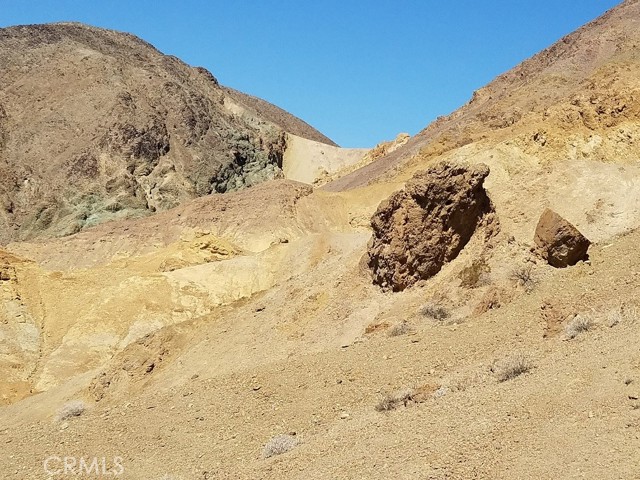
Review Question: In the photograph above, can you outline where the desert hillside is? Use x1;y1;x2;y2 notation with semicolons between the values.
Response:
0;23;346;243
325;0;640;192
1;3;640;480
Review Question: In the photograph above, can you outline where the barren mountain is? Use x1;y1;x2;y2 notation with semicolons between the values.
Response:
0;22;336;243
2;3;640;480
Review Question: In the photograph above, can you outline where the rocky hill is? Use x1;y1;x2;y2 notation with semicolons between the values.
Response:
2;3;640;480
0;22;335;243
324;0;640;191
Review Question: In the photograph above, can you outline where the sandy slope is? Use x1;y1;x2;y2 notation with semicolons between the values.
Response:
1;204;639;479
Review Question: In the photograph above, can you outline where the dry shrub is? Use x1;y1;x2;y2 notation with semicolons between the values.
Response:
565;314;593;339
374;394;396;412
262;434;299;458
420;303;450;321
492;353;533;382
56;400;86;422
607;304;638;327
375;388;415;412
510;266;536;292
388;321;412;337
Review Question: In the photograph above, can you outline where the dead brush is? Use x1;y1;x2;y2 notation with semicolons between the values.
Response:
388;321;412;337
459;258;491;288
420;303;450;321
607;304;638;327
262;434;300;458
55;400;86;422
492;353;533;382
374;388;416;412
510;266;536;292
565;314;594;339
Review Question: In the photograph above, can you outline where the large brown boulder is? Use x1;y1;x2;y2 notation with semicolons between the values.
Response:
534;209;590;267
366;162;495;291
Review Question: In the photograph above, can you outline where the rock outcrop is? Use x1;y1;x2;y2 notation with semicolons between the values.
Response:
367;162;495;291
534;209;590;267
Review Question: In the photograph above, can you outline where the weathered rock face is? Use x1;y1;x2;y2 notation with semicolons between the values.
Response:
0;23;334;243
0;250;39;405
534;209;590;267
367;162;495;291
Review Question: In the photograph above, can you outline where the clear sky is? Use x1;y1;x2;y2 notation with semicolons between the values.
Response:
1;1;622;147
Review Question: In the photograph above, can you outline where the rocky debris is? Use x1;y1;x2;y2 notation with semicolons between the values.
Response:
534;209;590;267
0;266;13;282
89;329;173;402
473;286;511;316
366;162;496;291
0;250;25;282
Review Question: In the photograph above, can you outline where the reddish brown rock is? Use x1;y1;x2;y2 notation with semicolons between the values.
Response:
534;209;590;267
366;162;495;291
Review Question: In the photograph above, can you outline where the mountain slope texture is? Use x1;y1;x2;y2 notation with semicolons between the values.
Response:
0;23;336;242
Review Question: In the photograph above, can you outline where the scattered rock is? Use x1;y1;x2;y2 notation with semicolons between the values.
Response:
534;209;590;267
541;301;575;338
366;161;497;291
473;286;508;316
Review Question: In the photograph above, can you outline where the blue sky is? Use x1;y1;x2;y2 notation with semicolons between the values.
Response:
1;1;621;147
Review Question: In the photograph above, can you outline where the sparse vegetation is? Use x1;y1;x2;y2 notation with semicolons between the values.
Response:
565;314;594;339
374;388;416;412
394;388;415;405
388;321;412;337
608;310;623;328
56;400;86;421
510;266;536;292
420;303;450;321
374;394;396;412
492;353;533;382
262;434;300;458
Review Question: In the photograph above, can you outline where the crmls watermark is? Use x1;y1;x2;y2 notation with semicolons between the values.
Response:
43;456;124;476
